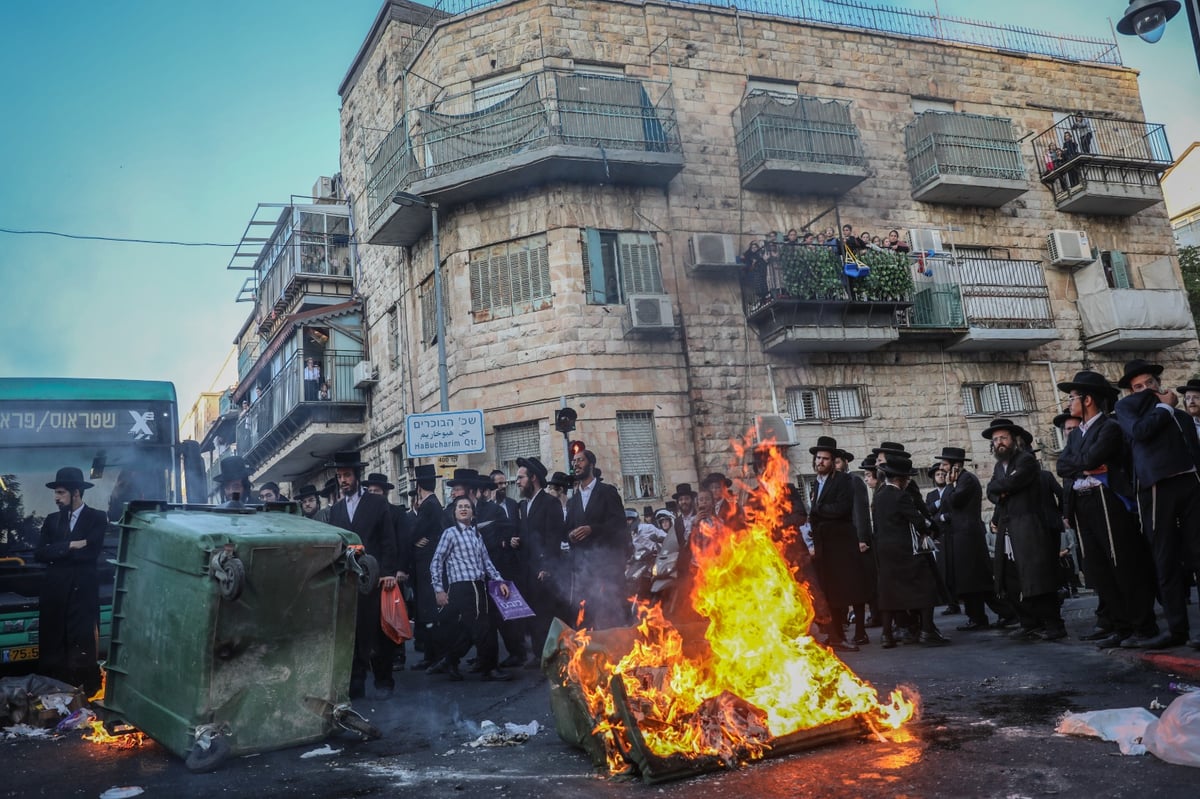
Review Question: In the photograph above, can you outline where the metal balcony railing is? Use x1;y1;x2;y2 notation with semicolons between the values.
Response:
735;91;867;174
904;112;1025;190
740;243;914;317
1032;115;1172;207
900;257;1052;330
366;70;681;226
234;349;365;457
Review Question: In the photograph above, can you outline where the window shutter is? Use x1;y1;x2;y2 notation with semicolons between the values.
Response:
828;387;864;419
617;232;663;296
787;388;820;421
961;385;979;415
1108;250;1131;289
617;411;661;498
496;421;541;478
584;228;607;304
470;257;488;313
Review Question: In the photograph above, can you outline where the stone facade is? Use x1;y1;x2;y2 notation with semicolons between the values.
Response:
338;0;1195;498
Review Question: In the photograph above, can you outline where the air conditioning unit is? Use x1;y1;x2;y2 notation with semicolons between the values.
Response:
686;233;739;272
353;360;378;389
907;228;944;254
312;175;334;200
754;413;797;446
627;294;674;330
1047;230;1093;266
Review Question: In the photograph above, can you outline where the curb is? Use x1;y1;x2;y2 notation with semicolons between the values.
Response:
1136;650;1200;681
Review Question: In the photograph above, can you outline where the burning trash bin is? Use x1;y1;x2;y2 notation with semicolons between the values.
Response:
97;501;380;771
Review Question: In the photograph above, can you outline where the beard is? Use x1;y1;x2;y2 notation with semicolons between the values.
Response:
521;480;536;499
993;443;1012;460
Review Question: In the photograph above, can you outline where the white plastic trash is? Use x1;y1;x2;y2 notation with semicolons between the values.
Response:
1143;691;1200;768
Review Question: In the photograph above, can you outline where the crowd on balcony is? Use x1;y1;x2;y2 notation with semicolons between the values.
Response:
742;224;912;269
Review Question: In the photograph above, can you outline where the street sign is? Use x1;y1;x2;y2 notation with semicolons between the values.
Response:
405;410;486;457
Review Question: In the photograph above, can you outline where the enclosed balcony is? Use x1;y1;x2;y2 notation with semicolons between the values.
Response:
1032;115;1171;216
740;244;911;352
904;112;1027;207
1073;254;1195;351
899;256;1059;350
366;70;684;246
734;91;869;196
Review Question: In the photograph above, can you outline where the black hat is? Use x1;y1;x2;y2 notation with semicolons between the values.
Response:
1052;412;1080;430
836;449;855;462
1176;378;1200;394
701;472;732;488
260;481;281;494
858;454;878;471
981;418;1032;443
46;466;94;490
877;455;919;477
446;468;482;488
1057;370;1118;400
363;473;394;491
548;471;574;489
212;456;252;486
327;451;368;469
413;463;438;491
1117;359;1164;389
516;456;548;482
320;478;339;498
926;463;943;479
936;446;971;463
871;441;910;458
294;484;320;500
809;436;839;456
672;482;696;499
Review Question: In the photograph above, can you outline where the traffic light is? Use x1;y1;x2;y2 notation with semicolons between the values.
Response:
555;407;577;433
569;439;586;459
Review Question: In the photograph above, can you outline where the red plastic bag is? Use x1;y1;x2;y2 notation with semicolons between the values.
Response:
380;584;412;644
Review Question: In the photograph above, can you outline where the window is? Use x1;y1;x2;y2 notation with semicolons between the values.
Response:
617;411;661;499
786;386;870;423
392;448;409;500
496;421;540;480
1100;250;1132;289
961;382;1030;416
376;58;387;87
582;229;664;304
419;276;437;347
387;305;400;369
473;72;524;110
469;234;552;320
912;98;955;114
746;77;797;98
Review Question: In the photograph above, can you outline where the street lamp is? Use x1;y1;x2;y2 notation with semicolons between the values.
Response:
1117;0;1180;42
392;190;448;411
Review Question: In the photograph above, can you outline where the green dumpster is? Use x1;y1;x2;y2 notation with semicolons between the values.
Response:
98;501;379;770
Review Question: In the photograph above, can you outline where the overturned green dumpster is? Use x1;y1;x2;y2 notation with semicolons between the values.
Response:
98;501;379;771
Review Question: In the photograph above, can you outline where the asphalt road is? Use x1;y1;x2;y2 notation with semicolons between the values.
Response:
4;593;1199;799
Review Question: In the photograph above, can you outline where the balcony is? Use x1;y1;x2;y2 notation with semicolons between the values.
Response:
234;349;366;483
740;244;911;352
904;112;1027;207
1033;116;1171;217
899;256;1059;351
366;70;683;246
1072;256;1195;351
734;91;868;196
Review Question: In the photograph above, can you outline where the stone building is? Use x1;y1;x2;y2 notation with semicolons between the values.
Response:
226;0;1196;502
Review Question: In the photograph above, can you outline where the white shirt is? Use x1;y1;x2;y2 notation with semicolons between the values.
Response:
577;476;596;511
343;488;362;522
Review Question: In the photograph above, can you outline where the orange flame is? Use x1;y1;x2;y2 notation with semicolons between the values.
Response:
83;719;146;749
560;437;915;770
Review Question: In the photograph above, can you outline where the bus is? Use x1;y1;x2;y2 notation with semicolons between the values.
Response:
0;378;204;673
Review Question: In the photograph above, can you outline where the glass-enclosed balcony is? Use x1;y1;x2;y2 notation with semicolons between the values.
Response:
740;243;911;352
899;256;1058;350
904;112;1027;207
734;91;869;195
365;69;684;246
1032;115;1171;216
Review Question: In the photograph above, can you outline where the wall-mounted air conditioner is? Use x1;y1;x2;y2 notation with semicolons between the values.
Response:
1047;230;1093;266
353;361;378;388
754;413;796;446
627;294;675;330
907;228;944;254
685;233;739;273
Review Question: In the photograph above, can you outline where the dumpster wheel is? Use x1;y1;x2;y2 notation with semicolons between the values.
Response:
346;550;380;595
185;727;232;772
332;703;382;741
210;548;246;601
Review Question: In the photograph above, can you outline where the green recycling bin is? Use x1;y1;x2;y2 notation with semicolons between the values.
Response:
98;501;380;770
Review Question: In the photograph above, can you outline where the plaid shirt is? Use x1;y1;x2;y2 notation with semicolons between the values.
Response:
430;523;502;593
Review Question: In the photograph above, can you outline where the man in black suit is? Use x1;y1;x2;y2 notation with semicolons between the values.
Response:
565;449;629;629
408;464;443;669
516;456;566;663
808;436;870;652
326;452;399;698
364;472;413;669
476;468;526;668
1058;370;1160;650
1114;359;1200;650
35;467;109;694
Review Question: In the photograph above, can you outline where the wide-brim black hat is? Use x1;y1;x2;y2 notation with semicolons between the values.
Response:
926;464;942;479
1052;412;1080;430
548;471;574;489
212;456;252;486
363;473;394;491
1117;359;1163;389
877;455;919;477
327;451;368;469
858;455;878;471
1176;378;1200;394
46;466;94;490
700;472;733;488
294;484;320;500
871;441;910;457
981;418;1032;443
516;456;548;482
446;468;481;487
1057;370;1118;399
320;478;339;498
836;449;855;462
671;482;696;499
809;436;839;456
936;446;971;463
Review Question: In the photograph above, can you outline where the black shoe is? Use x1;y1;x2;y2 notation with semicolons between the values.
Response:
1009;626;1044;641
956;620;989;632
852;633;870;645
1121;631;1183;649
940;605;961;616
481;669;513;682
1094;633;1127;649
1078;628;1114;642
1038;627;1068;642
466;662;486;674
1188;637;1200;650
992;617;1018;630
919;631;951;646
498;655;524;668
446;664;464;681
880;636;897;649
426;658;450;674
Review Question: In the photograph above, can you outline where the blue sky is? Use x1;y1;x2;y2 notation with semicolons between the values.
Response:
0;0;1197;427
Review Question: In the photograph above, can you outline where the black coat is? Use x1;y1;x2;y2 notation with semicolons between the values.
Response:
987;450;1060;598
328;490;399;658
35;504;108;685
409;493;444;626
809;471;870;607
1057;412;1137;507
564;478;628;627
476;498;521;581
872;484;940;610
1115;390;1200;487
942;470;995;595
521;489;568;616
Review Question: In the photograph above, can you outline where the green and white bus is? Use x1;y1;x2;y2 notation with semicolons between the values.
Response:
0;378;204;672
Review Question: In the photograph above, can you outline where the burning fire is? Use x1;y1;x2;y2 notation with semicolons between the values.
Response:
559;440;914;772
82;672;146;748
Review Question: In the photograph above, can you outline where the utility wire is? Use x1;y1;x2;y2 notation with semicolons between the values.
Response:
0;227;240;247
